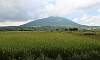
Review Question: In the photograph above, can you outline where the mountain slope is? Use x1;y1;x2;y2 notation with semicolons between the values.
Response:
21;17;81;27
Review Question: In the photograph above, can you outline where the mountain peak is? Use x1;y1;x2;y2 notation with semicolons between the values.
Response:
21;16;80;27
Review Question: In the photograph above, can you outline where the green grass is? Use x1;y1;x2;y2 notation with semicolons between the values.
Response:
0;31;100;60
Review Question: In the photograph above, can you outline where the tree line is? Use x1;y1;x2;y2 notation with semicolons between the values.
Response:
0;26;79;32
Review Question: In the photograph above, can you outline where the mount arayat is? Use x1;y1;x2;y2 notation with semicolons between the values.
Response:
0;16;100;30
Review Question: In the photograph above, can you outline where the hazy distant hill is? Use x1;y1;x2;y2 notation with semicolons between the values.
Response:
0;17;99;31
21;17;81;27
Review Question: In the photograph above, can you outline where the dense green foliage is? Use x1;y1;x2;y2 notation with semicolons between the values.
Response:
0;31;99;60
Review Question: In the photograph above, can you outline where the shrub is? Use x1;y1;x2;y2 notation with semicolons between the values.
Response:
83;32;96;35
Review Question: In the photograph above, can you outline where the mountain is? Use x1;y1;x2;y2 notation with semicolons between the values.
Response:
21;16;81;28
0;26;19;31
0;17;99;31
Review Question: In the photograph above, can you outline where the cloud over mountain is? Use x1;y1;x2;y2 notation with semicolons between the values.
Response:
0;0;100;26
47;0;100;16
0;0;48;21
79;15;100;26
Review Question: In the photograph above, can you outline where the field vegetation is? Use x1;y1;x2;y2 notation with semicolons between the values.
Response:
0;31;99;60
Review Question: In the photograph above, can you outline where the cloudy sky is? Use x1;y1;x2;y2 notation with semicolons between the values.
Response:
0;0;100;26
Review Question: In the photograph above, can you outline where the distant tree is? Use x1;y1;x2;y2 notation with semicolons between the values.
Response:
73;28;78;31
69;28;78;31
65;28;68;31
69;28;73;31
56;29;59;31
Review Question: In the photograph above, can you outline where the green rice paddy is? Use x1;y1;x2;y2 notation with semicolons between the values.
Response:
0;31;100;60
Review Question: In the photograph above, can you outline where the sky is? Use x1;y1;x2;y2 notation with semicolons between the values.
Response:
0;0;100;26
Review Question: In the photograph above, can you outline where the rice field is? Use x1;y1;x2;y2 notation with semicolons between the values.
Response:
0;31;100;60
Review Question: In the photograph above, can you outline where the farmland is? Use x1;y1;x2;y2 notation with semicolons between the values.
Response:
0;31;100;60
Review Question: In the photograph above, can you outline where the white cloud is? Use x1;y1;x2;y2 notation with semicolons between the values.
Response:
0;0;100;20
0;0;100;26
79;15;100;26
80;14;89;20
97;8;100;13
0;20;32;26
0;0;48;21
47;0;100;16
0;22;24;26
